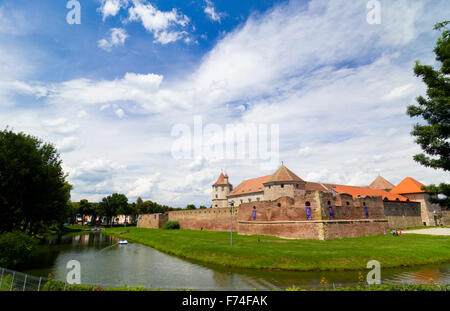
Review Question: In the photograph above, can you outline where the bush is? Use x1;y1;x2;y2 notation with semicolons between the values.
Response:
0;231;38;268
162;221;180;230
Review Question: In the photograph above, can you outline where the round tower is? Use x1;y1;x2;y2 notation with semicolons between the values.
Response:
212;172;233;208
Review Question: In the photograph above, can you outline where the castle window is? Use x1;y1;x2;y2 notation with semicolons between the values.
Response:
346;201;350;206
363;202;366;206
257;198;260;201
216;194;218;198
240;199;243;203
215;205;218;207
305;201;311;206
277;203;281;207
281;184;284;188
327;201;331;205
296;184;299;189
248;199;251;202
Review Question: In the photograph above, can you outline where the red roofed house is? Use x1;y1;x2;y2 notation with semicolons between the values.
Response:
391;177;442;226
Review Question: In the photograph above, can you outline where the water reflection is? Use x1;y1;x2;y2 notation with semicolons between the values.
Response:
22;233;450;290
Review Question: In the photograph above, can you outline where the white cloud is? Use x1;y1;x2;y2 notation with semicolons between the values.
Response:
98;28;128;51
98;0;129;21
3;0;450;205
115;108;125;118
204;0;223;22
127;0;190;44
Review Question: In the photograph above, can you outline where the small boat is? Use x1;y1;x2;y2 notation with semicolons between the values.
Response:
118;240;128;245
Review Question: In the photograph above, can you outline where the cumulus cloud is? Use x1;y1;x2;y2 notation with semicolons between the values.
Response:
98;0;129;21
3;0;450;205
127;0;190;44
204;0;223;22
98;28;128;51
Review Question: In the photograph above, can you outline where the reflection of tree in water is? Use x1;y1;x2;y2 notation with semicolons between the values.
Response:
211;270;233;288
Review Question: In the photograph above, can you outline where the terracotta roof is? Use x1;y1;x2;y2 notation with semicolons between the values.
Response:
323;184;409;201
229;175;271;197
368;176;395;190
305;182;329;191
213;173;231;186
391;177;426;194
264;165;304;183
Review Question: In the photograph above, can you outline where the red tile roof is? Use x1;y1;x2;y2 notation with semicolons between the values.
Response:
390;177;426;194
264;165;304;183
213;173;231;186
228;175;271;197
324;184;409;201
368;176;395;190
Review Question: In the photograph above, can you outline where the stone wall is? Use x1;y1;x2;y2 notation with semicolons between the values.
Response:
137;191;390;240
168;207;238;231
237;191;388;240
382;201;422;229
137;213;168;229
441;210;450;226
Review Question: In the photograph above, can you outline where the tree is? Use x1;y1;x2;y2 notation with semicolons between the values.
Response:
407;21;450;208
78;199;91;226
99;193;128;226
0;129;72;234
199;205;207;209
186;204;197;210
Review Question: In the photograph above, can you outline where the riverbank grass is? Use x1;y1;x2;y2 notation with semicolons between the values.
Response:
103;227;450;271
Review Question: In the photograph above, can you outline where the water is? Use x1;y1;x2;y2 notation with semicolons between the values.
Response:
21;232;450;290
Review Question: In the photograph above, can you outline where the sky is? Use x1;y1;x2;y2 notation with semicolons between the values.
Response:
0;0;449;207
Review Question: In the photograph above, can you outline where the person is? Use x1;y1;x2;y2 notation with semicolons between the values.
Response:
392;229;396;236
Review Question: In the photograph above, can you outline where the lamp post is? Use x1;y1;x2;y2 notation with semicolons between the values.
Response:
229;202;234;246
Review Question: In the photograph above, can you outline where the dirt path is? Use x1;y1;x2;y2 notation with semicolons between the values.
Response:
403;228;450;236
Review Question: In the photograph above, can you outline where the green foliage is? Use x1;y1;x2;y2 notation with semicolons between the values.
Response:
104;227;450;271
41;279;157;291
99;193;128;225
0;231;38;268
136;197;171;214
407;21;450;208
186;204;197;210
199;205;207;209
0;129;72;234
162;221;180;230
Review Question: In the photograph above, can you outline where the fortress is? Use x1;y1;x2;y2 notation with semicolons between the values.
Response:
137;165;448;240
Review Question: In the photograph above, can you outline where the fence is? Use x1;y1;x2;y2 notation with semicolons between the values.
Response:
0;267;51;291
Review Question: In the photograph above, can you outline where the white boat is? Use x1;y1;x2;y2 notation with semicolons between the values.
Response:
118;240;128;244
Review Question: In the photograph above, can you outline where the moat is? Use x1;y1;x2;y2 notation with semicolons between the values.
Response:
22;232;450;290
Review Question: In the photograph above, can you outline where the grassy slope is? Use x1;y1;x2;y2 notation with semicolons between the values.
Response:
103;227;450;271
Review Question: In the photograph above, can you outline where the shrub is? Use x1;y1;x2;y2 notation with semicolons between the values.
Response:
0;231;38;268
162;221;180;230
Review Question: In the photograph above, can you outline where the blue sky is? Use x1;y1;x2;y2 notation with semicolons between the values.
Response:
1;0;449;207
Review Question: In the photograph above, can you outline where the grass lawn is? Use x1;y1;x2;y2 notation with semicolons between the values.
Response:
103;227;450;271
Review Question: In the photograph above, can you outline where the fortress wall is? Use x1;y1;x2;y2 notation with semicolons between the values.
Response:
441;210;450;226
324;220;389;239
137;213;168;229
238;221;320;239
168;207;238;231
237;191;388;239
382;201;422;229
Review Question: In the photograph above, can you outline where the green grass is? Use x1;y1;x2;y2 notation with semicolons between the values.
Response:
103;227;450;271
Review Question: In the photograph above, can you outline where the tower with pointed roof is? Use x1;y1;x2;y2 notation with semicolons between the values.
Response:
263;164;306;201
368;175;395;191
212;172;233;208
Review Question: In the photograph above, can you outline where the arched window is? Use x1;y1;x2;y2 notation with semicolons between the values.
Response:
281;184;284;188
277;203;281;207
215;194;218;198
346;201;350;206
